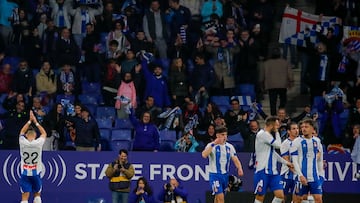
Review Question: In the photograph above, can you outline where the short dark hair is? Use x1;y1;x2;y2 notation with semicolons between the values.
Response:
302;119;316;128
119;149;128;155
265;116;278;127
215;125;227;134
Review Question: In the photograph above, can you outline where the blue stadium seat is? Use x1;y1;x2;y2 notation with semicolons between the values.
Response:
56;94;75;104
339;109;350;132
78;94;99;105
234;84;256;100
111;140;132;151
2;56;20;72
159;140;176;152
111;129;132;141
218;105;228;115
159;130;178;142
96;106;116;119
227;133;244;152
81;81;101;95
96;118;113;129
99;128;111;141
210;96;230;106
114;118;133;129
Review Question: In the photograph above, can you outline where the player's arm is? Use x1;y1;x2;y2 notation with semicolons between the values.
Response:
201;142;214;158
231;155;244;176
263;131;281;148
20;118;32;136
316;140;325;178
275;151;293;168
30;110;47;139
290;143;308;185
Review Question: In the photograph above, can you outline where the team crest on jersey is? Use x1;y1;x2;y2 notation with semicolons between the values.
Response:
314;142;318;147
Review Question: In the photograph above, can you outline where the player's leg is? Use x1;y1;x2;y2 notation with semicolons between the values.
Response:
308;181;323;203
209;173;225;203
253;171;268;203
32;175;43;203
292;180;302;203
270;175;285;203
20;175;31;203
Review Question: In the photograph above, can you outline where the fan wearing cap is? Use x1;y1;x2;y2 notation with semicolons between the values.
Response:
65;106;101;151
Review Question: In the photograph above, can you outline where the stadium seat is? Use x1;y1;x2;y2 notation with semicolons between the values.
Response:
96;106;116;119
111;140;132;151
159;129;178;142
56;94;75;104
210;96;230;106
111;129;132;141
114;118;133;129
96;118;113;129
81;81;101;95
99;128;111;141
227;133;244;152
2;56;20;72
159;140;176;152
234;84;256;100
78;94;99;105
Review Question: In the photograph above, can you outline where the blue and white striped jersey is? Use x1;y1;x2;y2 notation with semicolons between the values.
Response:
206;142;236;174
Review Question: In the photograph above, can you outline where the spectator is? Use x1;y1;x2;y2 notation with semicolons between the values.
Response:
43;103;66;150
3;93;30;112
135;96;162;125
106;40;122;62
65;106;101;151
128;177;157;203
0;0;18;46
103;60;122;106
41;18;59;65
182;98;203;137
22;27;42;69
200;123;217;146
129;110;160;152
222;0;247;30
0;64;13;94
224;97;248;135
205;30;239;95
304;39;330;104
31;96;47;124
120;49;138;74
189;52;215;109
50;0;72;30
167;0;192;45
68;1;103;50
157;177;188;202
351;124;360;179
260;47;294;116
106;20;130;59
175;131;199;152
105;149;135;203
242;119;260;153
168;57;189;107
0;101;29;149
115;72;137;119
132;63;145;105
57;63;77;95
143;0;169;59
81;23;101;82
167;34;191;66
234;29;259;88
35;60;57;101
129;30;154;56
98;1;115;33
55;27;80;67
141;58;171;109
201;102;223;130
11;59;34;96
200;0;223;24
34;0;51;25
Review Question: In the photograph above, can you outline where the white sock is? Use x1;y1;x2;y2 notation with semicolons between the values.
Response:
301;201;310;203
33;196;42;203
272;197;283;203
254;199;262;203
20;201;28;203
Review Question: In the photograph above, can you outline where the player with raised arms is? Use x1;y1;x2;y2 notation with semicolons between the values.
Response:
19;110;47;203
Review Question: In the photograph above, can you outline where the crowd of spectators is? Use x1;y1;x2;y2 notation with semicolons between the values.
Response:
0;0;359;154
